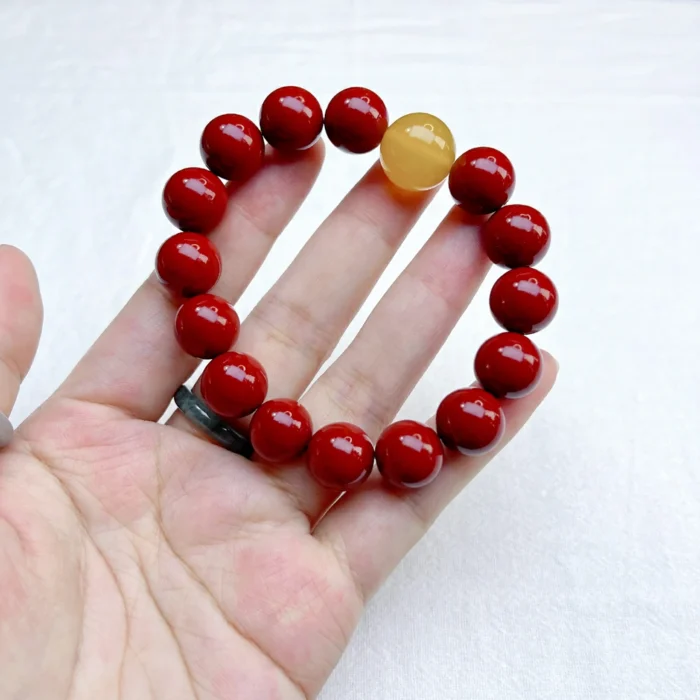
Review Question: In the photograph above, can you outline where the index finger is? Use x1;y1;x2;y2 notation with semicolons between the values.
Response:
56;144;324;421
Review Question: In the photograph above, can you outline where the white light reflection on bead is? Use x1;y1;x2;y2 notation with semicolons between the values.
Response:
197;305;221;323
400;433;433;454
500;343;538;366
331;436;361;456
273;410;300;429
180;243;205;262
511;214;538;233
348;96;375;116
515;279;541;297
222;123;253;146
186;177;216;201
282;96;310;117
460;398;486;419
224;363;254;384
472;155;510;181
460;397;501;423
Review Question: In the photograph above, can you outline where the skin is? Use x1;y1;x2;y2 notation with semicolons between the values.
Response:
0;143;557;700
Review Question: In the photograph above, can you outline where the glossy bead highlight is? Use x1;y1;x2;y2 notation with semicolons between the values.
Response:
200;114;265;182
250;399;313;464
201;351;268;419
436;388;505;456
307;422;374;489
376;420;444;489
474;332;542;398
379;112;456;191
324;87;388;154
490;267;558;334
449;146;515;214
174;294;240;359
480;204;550;268
260;86;323;151
156;232;222;298
162;167;228;233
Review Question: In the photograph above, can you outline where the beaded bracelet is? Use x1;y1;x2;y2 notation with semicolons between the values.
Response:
156;86;558;491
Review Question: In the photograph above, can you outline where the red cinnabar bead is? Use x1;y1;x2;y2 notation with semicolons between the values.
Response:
163;167;228;234
174;294;240;359
324;87;389;154
490;267;558;334
449;147;515;215
200;114;265;182
250;399;313;463
200;351;268;419
156;232;222;297
474;332;542;398
260;86;324;151
436;388;505;456
307;422;374;489
480;204;550;268
376;420;444;489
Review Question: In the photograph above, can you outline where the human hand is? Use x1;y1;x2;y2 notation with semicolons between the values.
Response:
0;144;557;699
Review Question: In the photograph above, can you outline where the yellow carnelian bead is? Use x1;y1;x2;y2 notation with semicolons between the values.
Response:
379;112;456;192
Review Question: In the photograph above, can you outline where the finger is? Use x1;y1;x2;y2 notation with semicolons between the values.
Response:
57;144;324;420
315;353;558;601
224;162;433;398
0;245;43;415
168;162;435;434
275;206;489;517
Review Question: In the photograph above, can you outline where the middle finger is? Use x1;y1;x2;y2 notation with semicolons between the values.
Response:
235;163;435;399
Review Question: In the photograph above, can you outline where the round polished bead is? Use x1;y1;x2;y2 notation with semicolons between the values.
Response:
174;294;240;359
250;399;313;464
480;204;550;268
449;146;515;214
200;114;265;182
324;87;388;154
436;388;505;456
201;351;268;419
307;422;374;489
474;332;542;398
376;420;444;489
379;112;456;191
156;232;222;298
259;86;323;151
162;167;228;234
490;267;558;334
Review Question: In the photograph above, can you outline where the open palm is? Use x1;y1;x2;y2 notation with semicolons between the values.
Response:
0;144;556;699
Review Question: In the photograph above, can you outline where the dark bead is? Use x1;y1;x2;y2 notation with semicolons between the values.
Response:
174;294;240;359
156;232;221;298
307;422;374;489
162;167;228;233
200;114;265;182
474;332;542;398
449;146;515;214
260;86;323;151
250;399;313;464
324;87;388;154
490;267;558;334
376;420;443;488
200;351;268;419
480;204;550;268
436;388;504;456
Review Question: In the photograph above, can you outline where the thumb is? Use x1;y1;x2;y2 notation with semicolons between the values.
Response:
0;245;43;418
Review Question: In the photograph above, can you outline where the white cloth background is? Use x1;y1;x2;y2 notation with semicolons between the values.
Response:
1;0;699;697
